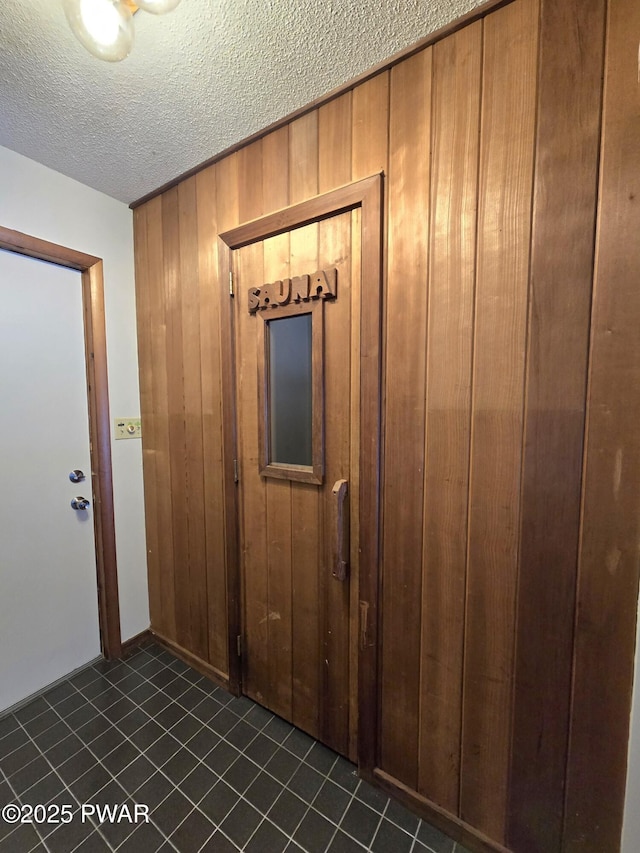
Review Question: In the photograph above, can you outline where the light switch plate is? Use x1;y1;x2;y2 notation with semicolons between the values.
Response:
114;417;142;440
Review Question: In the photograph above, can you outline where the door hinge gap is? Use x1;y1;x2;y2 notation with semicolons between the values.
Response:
233;459;239;484
229;270;234;297
236;635;242;657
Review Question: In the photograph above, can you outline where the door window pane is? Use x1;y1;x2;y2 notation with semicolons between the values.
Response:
268;313;312;466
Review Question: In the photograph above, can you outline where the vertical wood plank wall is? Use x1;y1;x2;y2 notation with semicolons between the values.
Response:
133;0;639;849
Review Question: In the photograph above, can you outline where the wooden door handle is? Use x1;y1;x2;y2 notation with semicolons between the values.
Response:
332;479;349;581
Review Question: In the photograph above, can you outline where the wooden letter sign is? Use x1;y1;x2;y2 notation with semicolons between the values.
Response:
248;267;336;313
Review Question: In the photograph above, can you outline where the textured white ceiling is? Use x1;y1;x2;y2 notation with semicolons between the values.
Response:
0;0;483;204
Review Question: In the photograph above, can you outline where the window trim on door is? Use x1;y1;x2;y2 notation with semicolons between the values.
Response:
0;225;122;660
257;299;325;484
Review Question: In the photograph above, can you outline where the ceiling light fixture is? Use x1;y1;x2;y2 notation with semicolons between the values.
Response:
62;0;182;63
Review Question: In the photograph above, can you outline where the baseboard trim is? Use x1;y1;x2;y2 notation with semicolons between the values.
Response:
121;628;153;656
368;768;511;853
150;630;234;694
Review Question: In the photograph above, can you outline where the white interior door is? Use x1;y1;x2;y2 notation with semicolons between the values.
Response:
0;249;101;712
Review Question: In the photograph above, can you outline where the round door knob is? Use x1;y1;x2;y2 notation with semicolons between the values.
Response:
69;470;85;483
71;496;90;510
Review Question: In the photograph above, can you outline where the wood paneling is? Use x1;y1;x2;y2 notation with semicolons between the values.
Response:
235;239;268;705
262;238;294;722
318;93;353;756
319;210;352;755
144;195;176;642
178;177;208;660
507;0;606;849
379;46;433;790
195;165;228;673
286;112;322;738
418;20;481;815
351;73;388;774
563;0;640;848
132;0;638;848
461;0;538;840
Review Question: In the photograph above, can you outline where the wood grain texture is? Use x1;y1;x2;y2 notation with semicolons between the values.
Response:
162;187;193;655
262;126;290;216
460;0;538;841
319;93;352;193
178;176;209;660
215;152;241;690
563;0;640;848
142;195;176;641
379;46;433;789
130;0;640;848
263;233;294;721
351;73;389;181
195;164;229;674
235;141;268;705
286;112;322;737
288;223;322;738
507;1;606;850
82;261;122;660
0;227;99;269
319;211;352;755
318;94;353;756
235;240;268;706
289;112;319;205
418;21;481;814
350;73;388;773
347;209;362;763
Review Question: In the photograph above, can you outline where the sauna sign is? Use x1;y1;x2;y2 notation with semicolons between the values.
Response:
248;268;337;313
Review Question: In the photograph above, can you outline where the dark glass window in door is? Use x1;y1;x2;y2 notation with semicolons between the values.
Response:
267;313;313;466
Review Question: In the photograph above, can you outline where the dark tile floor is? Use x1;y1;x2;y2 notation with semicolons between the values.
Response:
0;642;470;853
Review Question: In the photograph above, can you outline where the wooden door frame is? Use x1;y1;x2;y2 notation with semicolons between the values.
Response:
218;174;383;762
0;226;122;660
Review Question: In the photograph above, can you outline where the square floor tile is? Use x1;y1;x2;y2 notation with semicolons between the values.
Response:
133;772;175;811
417;821;456;852
0;821;42;853
268;789;308;835
170;808;216;851
294;808;336;852
370;818;414;853
161;748;199;785
200;830;241;851
244;818;290;852
0;729;29;760
339;798;381;848
177;761;218;805
287;762;325;804
151;789;193;837
244;771;283;813
117;754;156;795
0;641;462;853
116;819;167;853
265;748;301;785
199;780;239;824
312;780;352;824
219;799;262;847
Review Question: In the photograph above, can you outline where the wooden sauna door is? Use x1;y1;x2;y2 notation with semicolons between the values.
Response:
231;210;359;759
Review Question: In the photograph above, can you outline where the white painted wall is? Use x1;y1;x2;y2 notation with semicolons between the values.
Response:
0;144;149;644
